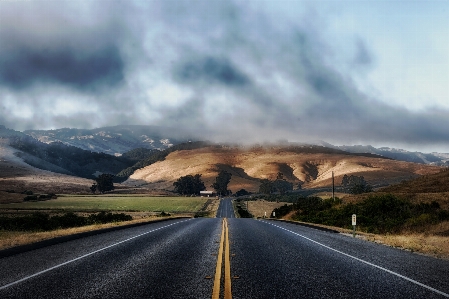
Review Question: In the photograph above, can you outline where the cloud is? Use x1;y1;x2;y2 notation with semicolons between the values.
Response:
0;46;124;91
174;56;251;87
0;0;448;152
353;38;373;66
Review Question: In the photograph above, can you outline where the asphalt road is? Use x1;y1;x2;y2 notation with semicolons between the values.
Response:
1;199;449;298
216;197;235;218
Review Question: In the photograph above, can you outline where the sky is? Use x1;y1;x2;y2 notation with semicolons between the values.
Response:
0;0;448;152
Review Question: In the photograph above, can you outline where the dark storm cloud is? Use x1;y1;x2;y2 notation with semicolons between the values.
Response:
0;46;124;91
353;38;372;66
0;0;448;152
174;56;251;87
159;1;449;150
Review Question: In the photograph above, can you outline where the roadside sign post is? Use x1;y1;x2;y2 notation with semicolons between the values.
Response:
352;214;357;237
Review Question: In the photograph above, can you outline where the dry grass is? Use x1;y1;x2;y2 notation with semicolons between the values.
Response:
0;215;167;250
362;221;449;259
372;234;449;259
277;219;449;260
125;146;441;193
246;200;292;218
382;168;449;193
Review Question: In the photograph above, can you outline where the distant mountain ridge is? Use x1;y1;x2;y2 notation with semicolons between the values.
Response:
0;125;446;193
315;141;449;166
2;125;449;166
24;125;195;155
339;145;449;166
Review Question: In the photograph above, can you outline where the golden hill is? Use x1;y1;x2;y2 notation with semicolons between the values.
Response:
381;168;449;194
124;145;442;192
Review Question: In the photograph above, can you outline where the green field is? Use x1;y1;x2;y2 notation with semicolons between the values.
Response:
0;195;208;212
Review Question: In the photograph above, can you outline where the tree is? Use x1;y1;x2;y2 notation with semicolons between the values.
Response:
173;174;206;195
273;179;293;195
235;189;250;197
90;183;97;194
341;174;372;194
95;174;115;193
259;179;274;195
212;170;232;195
276;172;284;180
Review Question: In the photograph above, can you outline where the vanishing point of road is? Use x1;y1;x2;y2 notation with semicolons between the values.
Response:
1;198;449;298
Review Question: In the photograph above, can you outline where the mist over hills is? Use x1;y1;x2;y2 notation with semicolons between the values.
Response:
0;124;447;192
311;141;449;166
19;125;449;166
24;125;196;155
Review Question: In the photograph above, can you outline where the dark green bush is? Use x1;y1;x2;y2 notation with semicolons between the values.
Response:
23;195;38;201
236;206;253;218
279;194;449;234
0;212;133;231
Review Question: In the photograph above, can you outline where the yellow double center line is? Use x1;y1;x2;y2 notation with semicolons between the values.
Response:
212;218;232;299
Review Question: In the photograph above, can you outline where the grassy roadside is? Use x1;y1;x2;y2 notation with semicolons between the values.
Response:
275;218;449;260
0;215;170;250
0;195;220;251
247;199;449;260
0;195;209;212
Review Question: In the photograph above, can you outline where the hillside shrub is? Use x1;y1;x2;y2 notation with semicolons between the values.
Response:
275;194;449;234
0;212;133;232
23;195;38;201
237;207;252;218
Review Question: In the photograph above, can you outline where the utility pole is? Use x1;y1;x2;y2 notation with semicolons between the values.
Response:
332;171;335;201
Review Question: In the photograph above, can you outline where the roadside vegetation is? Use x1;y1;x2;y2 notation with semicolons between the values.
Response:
253;169;449;258
0;211;132;231
0;195;215;250
0;195;208;212
233;199;253;218
270;194;449;234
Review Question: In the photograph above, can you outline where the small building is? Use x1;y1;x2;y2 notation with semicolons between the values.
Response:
200;190;216;197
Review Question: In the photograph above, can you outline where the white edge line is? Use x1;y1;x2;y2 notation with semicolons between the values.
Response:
262;221;449;298
0;219;191;291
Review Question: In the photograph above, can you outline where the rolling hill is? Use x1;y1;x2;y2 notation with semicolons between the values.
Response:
124;145;442;193
0;124;446;198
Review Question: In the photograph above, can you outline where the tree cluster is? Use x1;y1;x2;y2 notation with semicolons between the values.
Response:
212;170;232;195
235;189;251;197
173;174;206;195
258;172;293;195
341;174;373;194
91;173;115;194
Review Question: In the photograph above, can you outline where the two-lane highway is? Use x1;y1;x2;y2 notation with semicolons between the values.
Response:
1;198;449;298
216;197;235;218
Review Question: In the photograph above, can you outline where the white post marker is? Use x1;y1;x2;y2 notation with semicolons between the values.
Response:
352;214;357;237
273;211;275;218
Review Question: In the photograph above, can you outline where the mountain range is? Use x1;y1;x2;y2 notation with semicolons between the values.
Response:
0;124;447;195
15;125;449;166
316;142;449;166
23;125;196;155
